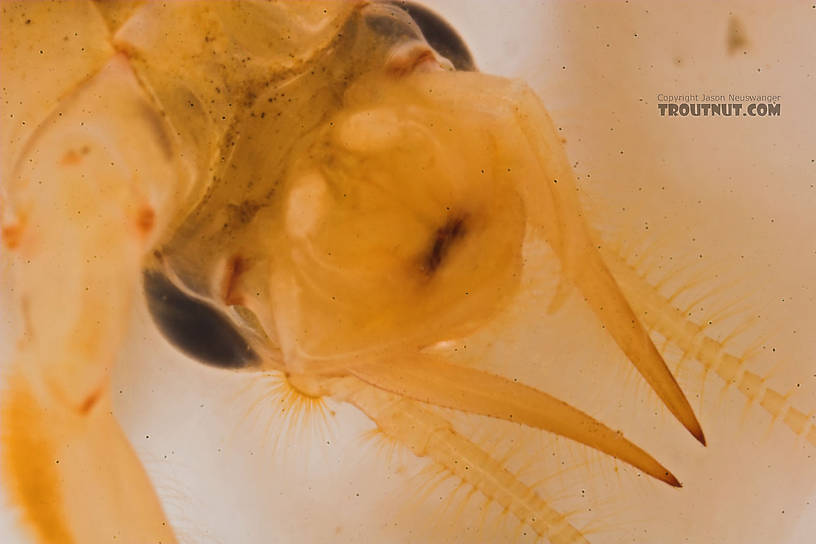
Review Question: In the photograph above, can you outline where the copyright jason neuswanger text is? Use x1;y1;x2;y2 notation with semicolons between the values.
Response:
656;94;781;116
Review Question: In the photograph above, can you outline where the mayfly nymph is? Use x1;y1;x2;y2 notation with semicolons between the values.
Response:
2;2;814;543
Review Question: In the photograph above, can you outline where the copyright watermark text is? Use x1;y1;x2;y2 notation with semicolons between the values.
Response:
656;94;781;116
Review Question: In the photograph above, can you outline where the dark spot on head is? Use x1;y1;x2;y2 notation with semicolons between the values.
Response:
422;214;467;275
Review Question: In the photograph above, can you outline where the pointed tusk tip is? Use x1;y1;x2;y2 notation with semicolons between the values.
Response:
684;417;706;446
665;473;682;488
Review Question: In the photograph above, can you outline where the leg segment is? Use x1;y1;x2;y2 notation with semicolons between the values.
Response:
1;56;188;544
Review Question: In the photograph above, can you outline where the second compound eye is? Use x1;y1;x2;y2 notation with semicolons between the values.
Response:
143;271;258;369
387;1;476;71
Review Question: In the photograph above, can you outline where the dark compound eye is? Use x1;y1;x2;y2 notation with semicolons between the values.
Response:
387;1;476;71
143;271;258;369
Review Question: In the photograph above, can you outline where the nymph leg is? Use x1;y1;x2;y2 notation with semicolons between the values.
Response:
1;57;187;544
